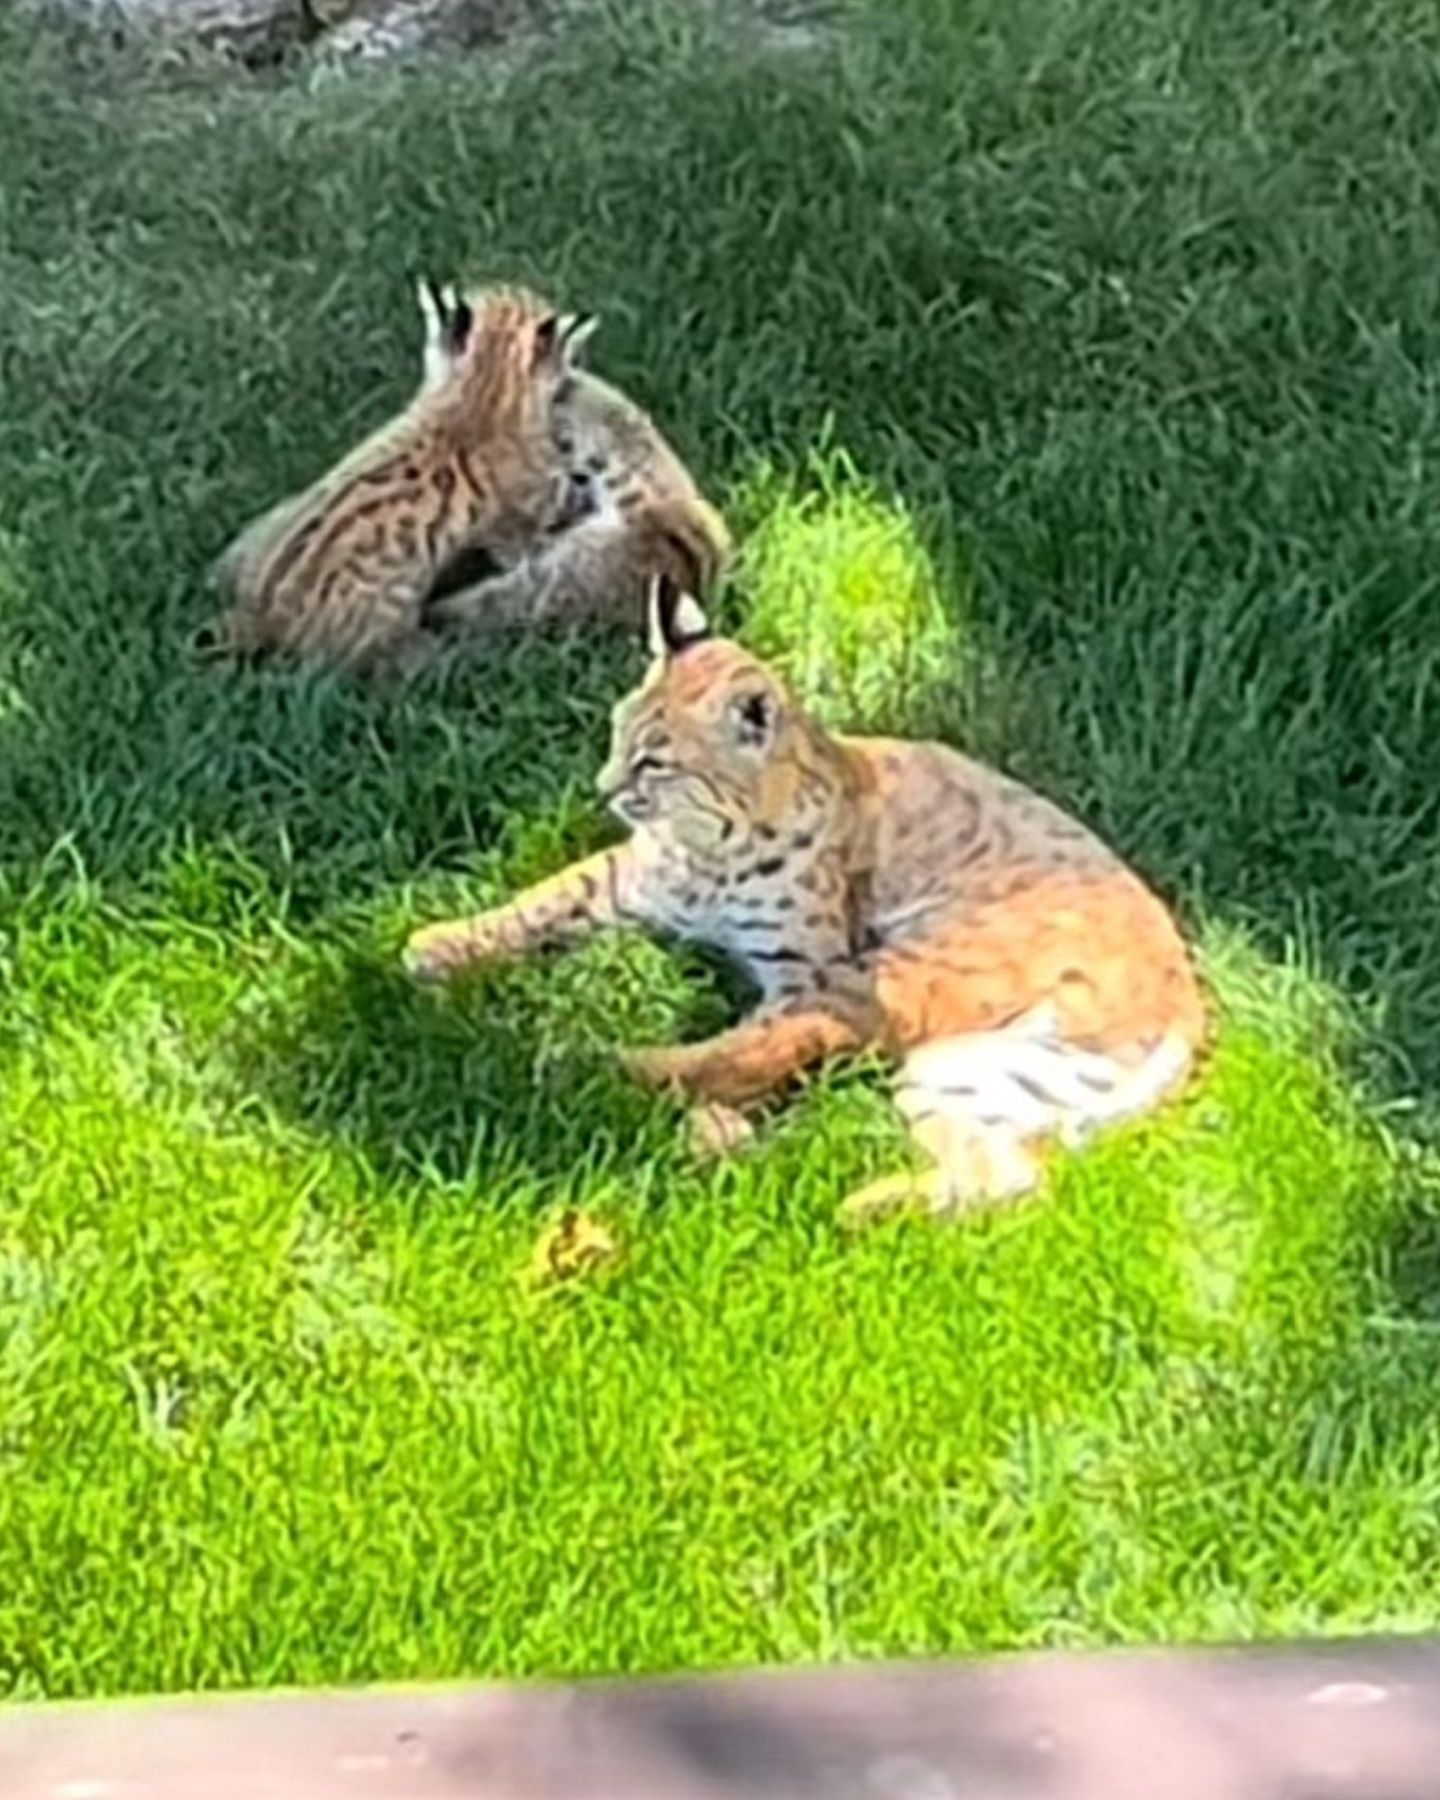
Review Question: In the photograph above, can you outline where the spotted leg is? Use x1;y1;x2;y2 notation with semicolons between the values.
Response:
622;1002;867;1110
405;847;643;983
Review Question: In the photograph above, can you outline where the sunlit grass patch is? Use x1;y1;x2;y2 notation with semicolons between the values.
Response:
735;447;971;732
3;867;1439;1694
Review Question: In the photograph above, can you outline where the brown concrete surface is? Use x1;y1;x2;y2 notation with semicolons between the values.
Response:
1;1638;1438;1799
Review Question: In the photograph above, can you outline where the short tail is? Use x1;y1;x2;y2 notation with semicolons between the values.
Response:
900;1000;1196;1150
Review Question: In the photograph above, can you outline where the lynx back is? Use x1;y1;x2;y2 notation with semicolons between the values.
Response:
421;348;732;639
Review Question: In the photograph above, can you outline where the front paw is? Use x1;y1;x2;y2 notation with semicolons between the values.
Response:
618;1043;693;1092
404;922;479;984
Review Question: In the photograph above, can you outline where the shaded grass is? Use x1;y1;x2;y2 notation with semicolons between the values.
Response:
2;0;1440;1699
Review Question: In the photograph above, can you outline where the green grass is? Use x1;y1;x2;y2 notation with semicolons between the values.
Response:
3;0;1440;1700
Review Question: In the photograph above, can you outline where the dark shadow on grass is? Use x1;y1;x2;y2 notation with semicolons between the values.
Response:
225;952;655;1193
1374;1178;1440;1332
222;943;748;1195
0;621;646;918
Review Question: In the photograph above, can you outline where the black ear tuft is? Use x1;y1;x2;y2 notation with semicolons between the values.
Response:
558;312;598;361
448;298;473;351
648;573;712;659
534;310;597;369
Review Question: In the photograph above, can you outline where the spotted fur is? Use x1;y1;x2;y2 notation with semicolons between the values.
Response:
199;281;595;676
405;579;1208;1218
421;358;731;636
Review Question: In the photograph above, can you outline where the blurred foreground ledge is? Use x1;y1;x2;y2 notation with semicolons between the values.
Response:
2;1638;1437;1800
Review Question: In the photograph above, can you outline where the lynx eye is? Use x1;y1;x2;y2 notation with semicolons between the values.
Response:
554;431;577;457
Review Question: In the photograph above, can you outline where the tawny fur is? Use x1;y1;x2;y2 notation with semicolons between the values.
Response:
422;363;731;637
202;283;619;675
405;582;1207;1218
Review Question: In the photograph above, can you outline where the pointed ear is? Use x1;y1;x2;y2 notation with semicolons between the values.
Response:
558;312;598;361
646;573;712;660
417;276;471;356
532;312;563;369
534;310;598;371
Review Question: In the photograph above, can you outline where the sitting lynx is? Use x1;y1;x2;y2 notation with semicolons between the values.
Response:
201;278;729;674
420;295;731;635
405;579;1207;1218
201;279;592;675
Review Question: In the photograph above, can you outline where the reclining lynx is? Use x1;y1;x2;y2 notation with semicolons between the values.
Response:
405;578;1207;1219
201;279;729;674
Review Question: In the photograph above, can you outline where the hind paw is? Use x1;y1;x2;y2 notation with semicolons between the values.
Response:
838;1172;936;1228
839;1152;1041;1228
686;1102;756;1163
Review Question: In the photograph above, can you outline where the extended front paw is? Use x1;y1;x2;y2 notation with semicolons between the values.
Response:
618;1043;701;1092
403;921;485;984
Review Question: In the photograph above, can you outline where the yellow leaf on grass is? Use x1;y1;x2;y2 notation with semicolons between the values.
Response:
525;1208;620;1291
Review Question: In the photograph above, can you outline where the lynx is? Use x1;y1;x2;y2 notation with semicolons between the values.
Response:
420;306;731;635
405;579;1206;1218
199;280;603;675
